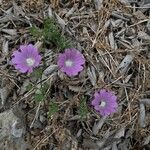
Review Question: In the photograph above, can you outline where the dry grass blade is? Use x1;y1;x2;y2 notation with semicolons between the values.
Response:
114;128;125;138
0;0;150;149
87;66;97;86
30;102;41;128
55;12;66;30
118;54;134;73
108;32;116;50
2;40;8;55
94;0;103;11
139;103;146;128
1;29;17;36
92;116;107;135
138;31;150;41
43;65;58;76
33;128;59;150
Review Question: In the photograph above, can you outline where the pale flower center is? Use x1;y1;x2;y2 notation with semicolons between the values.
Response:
65;59;73;67
99;100;106;107
26;58;35;66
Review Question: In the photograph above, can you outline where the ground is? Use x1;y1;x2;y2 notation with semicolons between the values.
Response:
0;0;150;150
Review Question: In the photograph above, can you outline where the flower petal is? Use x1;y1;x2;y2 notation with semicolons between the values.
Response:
91;98;100;106
91;89;118;117
57;48;85;76
11;44;41;73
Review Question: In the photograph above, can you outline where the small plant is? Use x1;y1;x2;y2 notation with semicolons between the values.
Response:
78;97;89;119
48;101;59;117
30;18;70;50
34;90;45;102
34;83;49;102
26;83;33;91
30;68;43;78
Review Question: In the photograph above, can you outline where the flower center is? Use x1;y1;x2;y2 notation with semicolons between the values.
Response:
26;58;35;66
65;59;73;67
99;100;106;107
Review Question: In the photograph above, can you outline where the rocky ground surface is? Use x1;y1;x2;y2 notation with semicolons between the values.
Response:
0;0;150;150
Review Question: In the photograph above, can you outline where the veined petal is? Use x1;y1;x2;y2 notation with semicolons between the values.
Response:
57;48;85;77
91;89;118;117
11;44;41;73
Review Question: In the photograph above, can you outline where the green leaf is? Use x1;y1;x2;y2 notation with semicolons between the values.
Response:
34;92;45;102
43;18;70;50
30;18;70;50
31;68;43;78
48;101;59;117
56;36;70;50
26;84;33;91
41;83;49;94
33;83;49;102
30;26;42;39
78;98;89;119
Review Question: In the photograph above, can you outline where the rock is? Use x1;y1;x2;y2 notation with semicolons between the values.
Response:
0;109;31;149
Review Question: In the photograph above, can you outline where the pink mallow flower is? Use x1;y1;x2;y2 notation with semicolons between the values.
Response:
57;48;85;77
11;44;41;73
91;89;118;116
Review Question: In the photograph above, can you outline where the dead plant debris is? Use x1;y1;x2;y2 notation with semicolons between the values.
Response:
0;0;150;149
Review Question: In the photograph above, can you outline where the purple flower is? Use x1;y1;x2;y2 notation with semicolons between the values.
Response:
11;44;41;73
91;89;118;116
57;48;85;77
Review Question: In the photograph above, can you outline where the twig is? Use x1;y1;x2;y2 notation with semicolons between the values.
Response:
33;128;59;150
30;102;41;128
129;19;149;27
124;87;131;122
